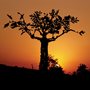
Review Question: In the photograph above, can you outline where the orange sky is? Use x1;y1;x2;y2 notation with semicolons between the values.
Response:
0;0;90;73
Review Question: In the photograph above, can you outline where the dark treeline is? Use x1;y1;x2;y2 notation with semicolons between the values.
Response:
0;63;90;89
0;64;90;82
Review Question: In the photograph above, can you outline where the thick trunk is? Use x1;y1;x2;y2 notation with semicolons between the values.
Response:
39;38;49;71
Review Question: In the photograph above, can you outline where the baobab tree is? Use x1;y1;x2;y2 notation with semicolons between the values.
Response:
4;9;85;71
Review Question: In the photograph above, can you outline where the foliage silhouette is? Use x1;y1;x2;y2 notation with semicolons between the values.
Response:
72;64;90;81
0;63;90;85
4;9;85;71
48;55;62;69
48;55;64;79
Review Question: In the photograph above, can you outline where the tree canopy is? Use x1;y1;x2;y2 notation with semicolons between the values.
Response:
4;9;85;41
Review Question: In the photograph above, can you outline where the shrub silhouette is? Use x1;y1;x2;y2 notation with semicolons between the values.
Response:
74;64;90;81
0;63;90;86
4;9;85;71
48;55;59;69
77;64;87;73
71;64;90;84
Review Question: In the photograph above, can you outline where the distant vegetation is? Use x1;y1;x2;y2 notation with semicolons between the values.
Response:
0;63;90;82
0;56;90;84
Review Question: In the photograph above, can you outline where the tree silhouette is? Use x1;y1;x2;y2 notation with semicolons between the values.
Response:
4;9;85;71
48;55;64;76
76;64;89;76
48;55;60;69
73;64;90;81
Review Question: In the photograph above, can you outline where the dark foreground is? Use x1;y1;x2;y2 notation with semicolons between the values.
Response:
0;64;90;89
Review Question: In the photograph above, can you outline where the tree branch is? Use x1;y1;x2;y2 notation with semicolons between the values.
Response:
25;29;41;40
30;34;41;40
48;31;65;42
69;29;85;36
48;28;84;42
38;29;43;36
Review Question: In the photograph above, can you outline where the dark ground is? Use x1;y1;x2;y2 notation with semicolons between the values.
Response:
0;64;90;89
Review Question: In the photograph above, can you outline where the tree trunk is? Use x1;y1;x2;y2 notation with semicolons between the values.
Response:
39;38;49;71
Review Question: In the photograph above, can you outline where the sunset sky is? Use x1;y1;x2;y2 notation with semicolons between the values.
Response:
0;0;90;73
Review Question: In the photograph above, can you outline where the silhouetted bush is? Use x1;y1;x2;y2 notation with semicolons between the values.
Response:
0;63;90;85
72;64;90;81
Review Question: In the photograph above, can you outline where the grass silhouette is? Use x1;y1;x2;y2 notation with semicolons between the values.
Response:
0;63;90;81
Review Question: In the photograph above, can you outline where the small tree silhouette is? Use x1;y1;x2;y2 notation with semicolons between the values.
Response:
77;64;87;73
4;9;85;71
76;64;89;76
72;64;90;81
48;55;59;69
48;55;64;80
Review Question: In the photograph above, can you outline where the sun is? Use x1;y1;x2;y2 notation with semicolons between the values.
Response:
49;47;77;72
